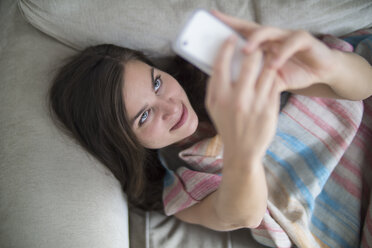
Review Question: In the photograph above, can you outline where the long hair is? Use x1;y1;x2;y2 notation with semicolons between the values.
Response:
48;44;209;211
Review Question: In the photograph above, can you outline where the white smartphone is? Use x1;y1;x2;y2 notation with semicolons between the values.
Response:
172;9;247;82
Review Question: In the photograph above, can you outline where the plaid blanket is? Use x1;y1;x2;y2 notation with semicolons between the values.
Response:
160;30;372;248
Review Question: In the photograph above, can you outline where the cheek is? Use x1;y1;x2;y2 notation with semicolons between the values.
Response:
137;119;164;142
164;75;184;96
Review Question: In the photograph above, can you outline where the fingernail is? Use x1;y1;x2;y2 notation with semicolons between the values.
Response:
210;9;218;15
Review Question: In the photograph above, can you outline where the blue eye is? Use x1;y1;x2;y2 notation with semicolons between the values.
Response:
138;75;162;127
154;75;162;92
139;110;149;126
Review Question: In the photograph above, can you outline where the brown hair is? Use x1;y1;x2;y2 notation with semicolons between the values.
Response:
48;44;209;211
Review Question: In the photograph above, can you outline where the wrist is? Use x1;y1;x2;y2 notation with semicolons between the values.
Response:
322;49;345;88
223;149;263;167
223;150;263;174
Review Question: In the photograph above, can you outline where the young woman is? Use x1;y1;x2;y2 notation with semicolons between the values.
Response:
49;11;372;231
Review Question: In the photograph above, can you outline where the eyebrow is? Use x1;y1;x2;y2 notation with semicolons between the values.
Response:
130;67;155;126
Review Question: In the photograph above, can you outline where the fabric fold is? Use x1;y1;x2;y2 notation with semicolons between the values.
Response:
161;30;372;247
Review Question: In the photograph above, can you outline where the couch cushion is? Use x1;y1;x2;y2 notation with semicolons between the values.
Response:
14;1;372;248
0;1;129;247
19;0;372;58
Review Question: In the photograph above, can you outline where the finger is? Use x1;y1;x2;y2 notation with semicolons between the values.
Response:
255;62;276;101
205;77;217;110
269;30;312;69
212;35;237;87
206;35;237;105
242;26;288;53
260;41;281;54
210;10;259;35
268;81;281;113
235;49;263;97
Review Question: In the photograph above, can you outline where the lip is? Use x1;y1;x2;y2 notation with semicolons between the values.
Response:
170;103;188;131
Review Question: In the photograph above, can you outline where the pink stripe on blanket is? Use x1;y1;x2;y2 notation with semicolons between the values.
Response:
290;97;349;150
282;109;338;155
204;158;223;172
188;176;220;199
180;169;200;182
181;153;206;168
164;178;186;206
179;156;205;169
339;156;361;178
312;97;359;130
196;156;208;167
352;134;372;163
191;141;203;155
330;170;361;199
176;196;195;213
359;123;372;141
180;170;221;194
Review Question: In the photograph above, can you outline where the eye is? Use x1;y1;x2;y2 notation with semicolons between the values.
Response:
154;75;162;93
138;75;162;127
139;109;150;126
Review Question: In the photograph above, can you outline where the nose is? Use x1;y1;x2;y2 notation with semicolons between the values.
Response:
159;99;178;121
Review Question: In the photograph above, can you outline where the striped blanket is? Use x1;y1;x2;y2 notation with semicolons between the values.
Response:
161;30;372;248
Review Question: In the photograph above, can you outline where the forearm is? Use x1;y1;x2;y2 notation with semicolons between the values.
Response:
326;50;372;100
213;154;268;228
174;156;267;231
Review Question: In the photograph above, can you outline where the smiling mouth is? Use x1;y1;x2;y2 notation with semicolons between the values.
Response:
170;103;188;131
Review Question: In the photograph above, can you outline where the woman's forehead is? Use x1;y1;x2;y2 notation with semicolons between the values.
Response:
123;61;151;92
122;61;152;118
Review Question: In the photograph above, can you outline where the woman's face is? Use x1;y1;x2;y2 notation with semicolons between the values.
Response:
122;60;199;149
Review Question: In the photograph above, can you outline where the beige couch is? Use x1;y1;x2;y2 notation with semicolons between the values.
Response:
1;0;372;247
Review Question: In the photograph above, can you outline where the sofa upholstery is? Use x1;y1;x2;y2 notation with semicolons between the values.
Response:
0;2;129;248
1;0;372;247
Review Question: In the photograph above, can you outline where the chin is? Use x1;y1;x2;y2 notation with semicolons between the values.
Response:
172;115;199;147
188;112;199;135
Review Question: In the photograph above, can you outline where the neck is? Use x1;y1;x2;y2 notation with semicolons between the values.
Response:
170;121;217;149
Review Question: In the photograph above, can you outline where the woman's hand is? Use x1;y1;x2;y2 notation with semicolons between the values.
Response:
205;35;280;162
212;10;337;92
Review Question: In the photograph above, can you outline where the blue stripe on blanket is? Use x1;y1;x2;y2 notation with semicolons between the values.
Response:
311;215;353;248
266;150;314;211
320;200;358;232
315;203;359;246
312;206;354;248
277;131;329;188
317;190;359;230
315;197;359;236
